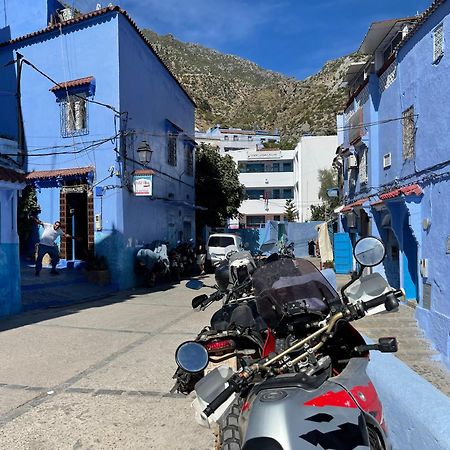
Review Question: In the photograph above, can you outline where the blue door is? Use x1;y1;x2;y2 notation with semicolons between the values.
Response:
334;233;353;274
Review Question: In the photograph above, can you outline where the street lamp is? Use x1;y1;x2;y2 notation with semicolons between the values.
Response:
137;140;152;164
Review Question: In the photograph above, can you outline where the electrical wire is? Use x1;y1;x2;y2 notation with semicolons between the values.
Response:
0;134;119;157
24;138;118;152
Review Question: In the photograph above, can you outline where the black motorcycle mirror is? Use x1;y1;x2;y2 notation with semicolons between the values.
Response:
341;236;386;302
186;280;204;290
192;294;208;309
175;341;209;373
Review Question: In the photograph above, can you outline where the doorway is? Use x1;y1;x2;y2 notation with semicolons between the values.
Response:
60;185;91;260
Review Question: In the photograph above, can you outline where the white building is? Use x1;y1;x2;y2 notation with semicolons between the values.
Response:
196;125;337;227
229;148;297;228
196;125;280;154
294;135;338;221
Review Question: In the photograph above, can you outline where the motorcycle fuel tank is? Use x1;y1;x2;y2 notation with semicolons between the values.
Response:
240;379;372;450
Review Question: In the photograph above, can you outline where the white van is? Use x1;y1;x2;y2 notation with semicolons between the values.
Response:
206;233;243;269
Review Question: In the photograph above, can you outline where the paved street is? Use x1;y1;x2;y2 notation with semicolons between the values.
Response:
0;280;218;450
0;273;449;450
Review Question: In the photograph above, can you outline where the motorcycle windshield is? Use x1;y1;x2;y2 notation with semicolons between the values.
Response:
252;258;340;328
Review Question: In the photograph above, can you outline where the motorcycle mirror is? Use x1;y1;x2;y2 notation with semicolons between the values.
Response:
186;280;204;290
353;236;386;267
175;341;209;373
192;294;208;309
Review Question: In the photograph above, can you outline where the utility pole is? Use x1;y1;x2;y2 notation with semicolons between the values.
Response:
16;52;25;168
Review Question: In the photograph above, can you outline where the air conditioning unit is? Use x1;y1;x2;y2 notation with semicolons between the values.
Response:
383;153;392;169
348;154;358;168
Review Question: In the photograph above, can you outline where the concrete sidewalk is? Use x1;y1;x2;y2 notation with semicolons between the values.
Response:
21;262;117;310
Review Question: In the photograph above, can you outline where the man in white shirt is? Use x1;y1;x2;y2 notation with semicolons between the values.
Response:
33;218;75;276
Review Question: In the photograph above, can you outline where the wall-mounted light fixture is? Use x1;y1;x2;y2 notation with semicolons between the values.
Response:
137;140;153;164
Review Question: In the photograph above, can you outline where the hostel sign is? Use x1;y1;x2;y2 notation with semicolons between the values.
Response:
132;174;153;197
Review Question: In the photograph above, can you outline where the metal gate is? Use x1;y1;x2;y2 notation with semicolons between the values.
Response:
333;232;353;274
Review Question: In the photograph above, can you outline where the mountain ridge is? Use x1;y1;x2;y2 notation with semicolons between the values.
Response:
143;30;364;141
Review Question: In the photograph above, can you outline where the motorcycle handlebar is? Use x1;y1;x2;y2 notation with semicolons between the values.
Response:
362;290;403;312
192;290;224;310
203;380;238;417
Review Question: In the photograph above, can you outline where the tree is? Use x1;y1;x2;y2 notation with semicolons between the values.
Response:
17;186;41;254
284;199;298;222
195;143;244;229
310;168;340;221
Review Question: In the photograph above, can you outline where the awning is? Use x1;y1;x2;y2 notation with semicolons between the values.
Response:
133;169;155;176
341;197;369;212
379;184;422;200
26;166;95;188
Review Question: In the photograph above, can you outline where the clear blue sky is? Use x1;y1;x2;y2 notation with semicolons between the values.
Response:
74;0;432;79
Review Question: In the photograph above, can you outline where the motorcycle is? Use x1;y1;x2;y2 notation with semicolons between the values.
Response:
176;239;197;276
175;237;403;449
135;241;169;287
171;249;269;395
168;247;184;283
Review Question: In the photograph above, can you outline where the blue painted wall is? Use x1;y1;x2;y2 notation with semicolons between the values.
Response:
0;187;22;316
339;2;450;367
0;6;196;291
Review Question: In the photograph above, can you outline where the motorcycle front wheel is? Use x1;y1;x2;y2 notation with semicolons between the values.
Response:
216;398;242;450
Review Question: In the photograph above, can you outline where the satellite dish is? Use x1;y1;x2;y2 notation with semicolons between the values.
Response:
96;3;102;10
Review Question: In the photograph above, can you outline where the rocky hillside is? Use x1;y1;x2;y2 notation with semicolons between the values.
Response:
143;30;364;141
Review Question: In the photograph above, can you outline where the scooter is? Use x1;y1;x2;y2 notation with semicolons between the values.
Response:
175;237;402;450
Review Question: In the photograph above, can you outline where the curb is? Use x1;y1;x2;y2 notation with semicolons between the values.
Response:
368;344;450;449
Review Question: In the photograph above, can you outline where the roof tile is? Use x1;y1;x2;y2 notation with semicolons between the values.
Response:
133;169;155;175
0;166;26;183
379;184;422;200
0;6;195;107
26;166;94;181
49;76;94;92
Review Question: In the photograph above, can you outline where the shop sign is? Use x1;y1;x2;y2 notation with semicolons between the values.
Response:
62;185;86;194
247;151;281;159
133;174;153;196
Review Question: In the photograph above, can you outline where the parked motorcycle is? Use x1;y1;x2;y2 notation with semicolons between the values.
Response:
175;237;403;449
135;241;169;287
171;249;268;394
168;247;184;283
176;239;197;276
